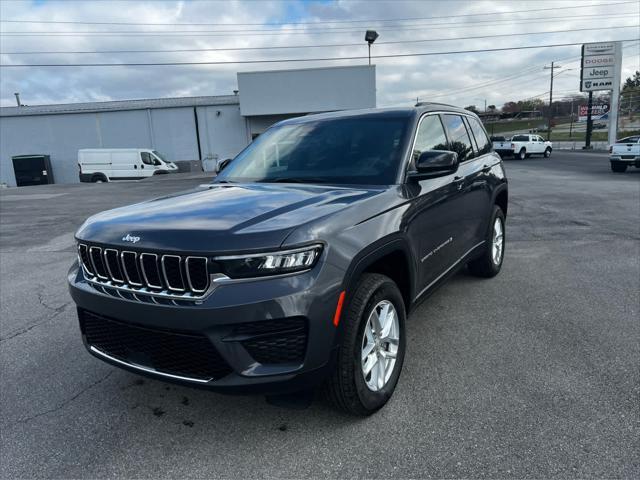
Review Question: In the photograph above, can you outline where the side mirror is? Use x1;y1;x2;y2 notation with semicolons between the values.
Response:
413;150;458;177
215;158;232;173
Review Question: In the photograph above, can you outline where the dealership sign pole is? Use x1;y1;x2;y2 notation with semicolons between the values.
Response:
580;41;622;148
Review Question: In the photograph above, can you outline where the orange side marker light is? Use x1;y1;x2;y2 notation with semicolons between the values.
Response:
333;290;346;327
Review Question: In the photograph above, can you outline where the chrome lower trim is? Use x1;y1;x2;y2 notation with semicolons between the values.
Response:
414;241;486;300
84;274;222;302
89;346;212;383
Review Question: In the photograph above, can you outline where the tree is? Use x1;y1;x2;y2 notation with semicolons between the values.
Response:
621;71;640;115
502;101;519;114
464;105;479;113
487;105;497;112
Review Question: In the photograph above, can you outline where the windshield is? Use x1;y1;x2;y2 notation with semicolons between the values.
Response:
152;150;168;163
216;117;411;185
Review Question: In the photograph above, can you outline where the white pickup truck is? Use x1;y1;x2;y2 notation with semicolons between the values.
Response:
508;134;553;160
490;136;513;156
609;135;640;172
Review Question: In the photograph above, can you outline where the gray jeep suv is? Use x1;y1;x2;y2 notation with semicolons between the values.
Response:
68;104;508;415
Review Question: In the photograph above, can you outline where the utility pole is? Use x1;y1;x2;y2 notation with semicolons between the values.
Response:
569;98;574;139
544;62;557;141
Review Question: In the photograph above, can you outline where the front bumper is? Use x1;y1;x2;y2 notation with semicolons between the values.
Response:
68;261;344;394
610;155;640;167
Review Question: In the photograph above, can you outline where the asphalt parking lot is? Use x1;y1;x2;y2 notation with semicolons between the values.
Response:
1;150;638;479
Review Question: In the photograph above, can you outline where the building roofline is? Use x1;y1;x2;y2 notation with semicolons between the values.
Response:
0;94;240;117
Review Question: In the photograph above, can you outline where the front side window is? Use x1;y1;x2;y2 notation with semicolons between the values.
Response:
467;117;492;155
141;152;154;165
412;115;449;164
216;117;411;185
442;114;475;162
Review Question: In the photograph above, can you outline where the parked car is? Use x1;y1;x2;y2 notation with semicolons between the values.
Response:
68;105;508;415
509;134;553;160
609;135;640;172
490;135;512;156
78;148;178;183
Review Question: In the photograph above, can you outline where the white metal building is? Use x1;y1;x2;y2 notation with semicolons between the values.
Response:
0;65;376;186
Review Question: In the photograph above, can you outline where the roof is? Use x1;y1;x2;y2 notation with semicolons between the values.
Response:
0;94;240;117
279;103;473;125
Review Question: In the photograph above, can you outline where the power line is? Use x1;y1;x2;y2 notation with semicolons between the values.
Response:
2;39;636;68
2;25;635;55
1;12;635;36
1;1;634;27
408;41;639;101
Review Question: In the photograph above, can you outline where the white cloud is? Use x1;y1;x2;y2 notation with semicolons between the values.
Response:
0;0;638;109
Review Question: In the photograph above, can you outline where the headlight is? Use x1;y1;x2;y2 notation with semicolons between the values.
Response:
214;244;323;279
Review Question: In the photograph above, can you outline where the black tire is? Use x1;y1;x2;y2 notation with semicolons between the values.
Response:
324;273;406;416
518;148;526;160
91;174;107;183
544;147;552;158
468;205;505;278
611;162;628;173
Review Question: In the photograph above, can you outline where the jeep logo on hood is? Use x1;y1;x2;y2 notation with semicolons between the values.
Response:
122;233;141;244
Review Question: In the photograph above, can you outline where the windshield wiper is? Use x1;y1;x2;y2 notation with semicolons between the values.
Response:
261;177;329;184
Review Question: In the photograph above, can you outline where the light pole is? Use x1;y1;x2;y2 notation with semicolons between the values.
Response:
365;30;379;65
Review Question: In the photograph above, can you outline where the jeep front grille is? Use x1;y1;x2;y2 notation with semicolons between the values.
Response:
78;243;211;300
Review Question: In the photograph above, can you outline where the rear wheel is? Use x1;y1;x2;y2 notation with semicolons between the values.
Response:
324;273;406;416
518;148;526;160
611;162;628;173
468;205;505;278
544;147;552;158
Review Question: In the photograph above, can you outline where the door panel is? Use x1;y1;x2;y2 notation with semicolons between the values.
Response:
405;114;467;291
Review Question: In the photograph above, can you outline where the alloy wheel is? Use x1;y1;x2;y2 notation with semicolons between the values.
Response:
492;217;504;265
361;300;400;391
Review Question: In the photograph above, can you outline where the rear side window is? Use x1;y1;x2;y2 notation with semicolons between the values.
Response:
467;117;492;155
618;136;639;143
412;115;449;162
511;135;529;142
442;114;475;162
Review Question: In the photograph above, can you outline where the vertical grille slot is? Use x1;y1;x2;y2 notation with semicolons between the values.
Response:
121;251;143;286
185;257;209;293
104;249;124;283
140;253;163;289
78;244;93;276
161;255;185;291
89;247;108;279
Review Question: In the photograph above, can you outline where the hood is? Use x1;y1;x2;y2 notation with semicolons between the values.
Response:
76;183;384;253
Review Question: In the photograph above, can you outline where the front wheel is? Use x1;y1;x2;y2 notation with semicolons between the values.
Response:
468;205;505;278
324;273;406;416
544;147;552;158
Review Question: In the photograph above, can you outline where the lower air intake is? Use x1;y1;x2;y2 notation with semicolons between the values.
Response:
80;310;232;381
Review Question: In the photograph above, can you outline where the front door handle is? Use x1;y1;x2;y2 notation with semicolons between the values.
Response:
482;164;491;173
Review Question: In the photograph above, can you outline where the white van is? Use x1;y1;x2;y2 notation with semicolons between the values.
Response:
78;149;178;182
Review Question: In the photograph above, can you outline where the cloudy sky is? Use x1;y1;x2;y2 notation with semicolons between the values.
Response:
0;0;638;109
